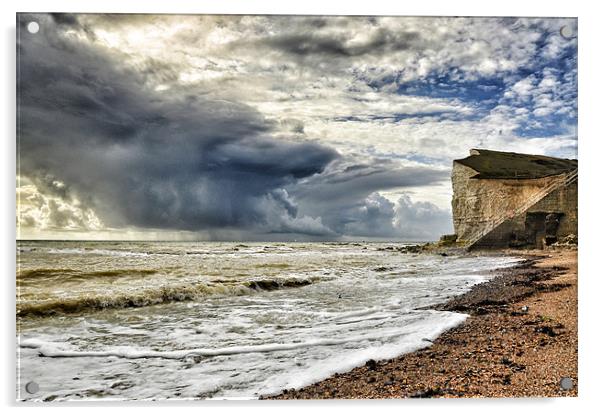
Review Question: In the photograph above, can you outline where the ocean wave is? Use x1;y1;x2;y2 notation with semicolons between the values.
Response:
17;268;79;280
46;248;151;257
19;321;457;360
17;268;159;281
258;311;469;396
17;276;316;318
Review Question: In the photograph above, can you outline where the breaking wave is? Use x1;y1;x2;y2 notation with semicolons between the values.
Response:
46;248;152;257
19;317;466;360
17;268;159;282
17;276;316;318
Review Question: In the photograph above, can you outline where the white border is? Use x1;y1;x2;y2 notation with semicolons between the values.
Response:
2;1;600;414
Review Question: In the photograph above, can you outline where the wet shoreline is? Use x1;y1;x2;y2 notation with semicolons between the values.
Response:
264;248;578;399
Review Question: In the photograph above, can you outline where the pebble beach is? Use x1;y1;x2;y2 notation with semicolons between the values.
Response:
266;248;578;399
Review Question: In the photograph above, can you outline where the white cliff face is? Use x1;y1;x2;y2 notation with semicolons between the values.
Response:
451;162;572;244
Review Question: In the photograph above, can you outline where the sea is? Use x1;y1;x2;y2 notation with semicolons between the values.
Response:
16;241;522;401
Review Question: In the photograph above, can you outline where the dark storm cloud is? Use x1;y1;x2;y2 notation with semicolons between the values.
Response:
324;193;452;240
289;160;450;238
17;13;338;234
49;13;80;27
233;22;421;58
292;161;448;204
17;13;462;240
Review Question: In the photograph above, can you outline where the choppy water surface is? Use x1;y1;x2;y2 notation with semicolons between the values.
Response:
17;241;521;401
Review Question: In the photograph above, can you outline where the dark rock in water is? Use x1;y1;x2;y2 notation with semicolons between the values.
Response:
398;244;424;254
440;252;449;257
438;234;458;246
111;381;135;390
366;359;378;370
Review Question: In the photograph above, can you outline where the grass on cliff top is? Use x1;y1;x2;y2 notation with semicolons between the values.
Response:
455;149;577;179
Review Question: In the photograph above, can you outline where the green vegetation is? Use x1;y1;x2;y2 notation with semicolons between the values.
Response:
455;149;577;179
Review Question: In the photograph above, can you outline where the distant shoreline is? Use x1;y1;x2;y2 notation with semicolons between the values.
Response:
265;247;578;399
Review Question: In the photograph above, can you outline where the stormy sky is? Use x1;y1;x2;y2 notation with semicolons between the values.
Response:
16;14;577;241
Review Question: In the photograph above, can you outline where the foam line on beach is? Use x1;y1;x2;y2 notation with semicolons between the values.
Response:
19;315;467;360
258;311;471;396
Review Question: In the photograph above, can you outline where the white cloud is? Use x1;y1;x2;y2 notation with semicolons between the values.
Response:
63;16;576;167
17;176;104;236
393;194;453;240
17;14;577;239
510;76;537;100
